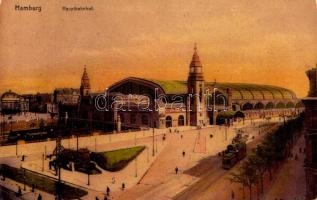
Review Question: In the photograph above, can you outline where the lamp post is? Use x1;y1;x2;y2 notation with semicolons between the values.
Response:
135;157;138;177
55;133;62;200
152;118;155;157
94;137;97;152
134;130;137;146
76;133;79;151
155;138;158;153
44;145;47;160
23;168;26;191
0;114;2;144
16;140;18;156
42;153;44;172
213;88;218;125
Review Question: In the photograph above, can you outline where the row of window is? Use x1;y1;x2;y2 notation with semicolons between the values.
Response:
120;113;185;128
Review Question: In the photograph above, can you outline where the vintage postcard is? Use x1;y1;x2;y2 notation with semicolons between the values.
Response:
0;0;317;200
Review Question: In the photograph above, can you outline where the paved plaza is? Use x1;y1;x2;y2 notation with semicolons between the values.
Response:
0;118;283;200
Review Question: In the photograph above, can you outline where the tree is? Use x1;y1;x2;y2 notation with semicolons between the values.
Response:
230;160;259;200
248;154;265;198
230;168;247;199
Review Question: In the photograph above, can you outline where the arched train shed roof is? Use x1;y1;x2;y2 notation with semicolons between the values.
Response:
207;82;297;100
109;77;297;100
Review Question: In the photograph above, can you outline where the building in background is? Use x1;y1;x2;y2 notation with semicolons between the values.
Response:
303;66;317;200
72;46;302;132
0;90;29;114
103;46;301;130
22;93;53;113
53;88;80;122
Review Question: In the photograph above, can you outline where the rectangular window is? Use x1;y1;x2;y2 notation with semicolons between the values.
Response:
312;138;317;166
130;114;136;124
311;110;317;129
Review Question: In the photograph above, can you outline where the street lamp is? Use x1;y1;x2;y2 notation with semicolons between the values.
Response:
42;153;44;172
87;173;90;185
213;88;218;125
155;138;158;153
94;137;97;152
0;114;2;144
55;133;63;200
152;118;155;157
135;157;138;177
23;168;26;191
213;88;218;113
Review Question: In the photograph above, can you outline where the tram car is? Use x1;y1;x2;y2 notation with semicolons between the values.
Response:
222;134;247;169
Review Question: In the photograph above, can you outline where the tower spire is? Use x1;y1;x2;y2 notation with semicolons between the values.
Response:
188;43;204;81
187;44;206;127
80;66;91;96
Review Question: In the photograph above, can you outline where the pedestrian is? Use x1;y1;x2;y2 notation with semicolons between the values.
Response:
231;190;235;200
37;194;42;200
122;182;125;190
17;186;22;197
181;134;183;139
96;197;99;200
182;151;185;157
106;186;110;196
175;167;178;174
32;184;35;192
21;155;25;161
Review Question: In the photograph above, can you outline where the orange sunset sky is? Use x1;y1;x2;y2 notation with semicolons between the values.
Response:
0;0;317;97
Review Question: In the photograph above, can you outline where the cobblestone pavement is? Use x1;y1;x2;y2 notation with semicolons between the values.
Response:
0;118;279;200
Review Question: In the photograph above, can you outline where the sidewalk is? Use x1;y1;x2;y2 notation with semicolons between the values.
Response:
264;133;306;200
0;117;279;200
112;120;269;200
0;176;54;200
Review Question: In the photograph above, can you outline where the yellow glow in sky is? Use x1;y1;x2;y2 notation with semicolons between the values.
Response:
0;0;317;97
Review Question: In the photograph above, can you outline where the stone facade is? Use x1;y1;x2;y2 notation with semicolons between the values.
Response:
70;46;301;131
303;67;317;200
0;90;29;114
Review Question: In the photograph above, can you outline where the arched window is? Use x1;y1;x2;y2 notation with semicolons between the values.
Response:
276;102;285;109
166;116;172;128
295;101;303;108
265;102;274;109
254;102;264;110
178;115;184;126
286;102;295;108
242;103;253;110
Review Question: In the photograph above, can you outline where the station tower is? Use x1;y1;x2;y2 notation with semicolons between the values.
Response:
187;44;207;126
